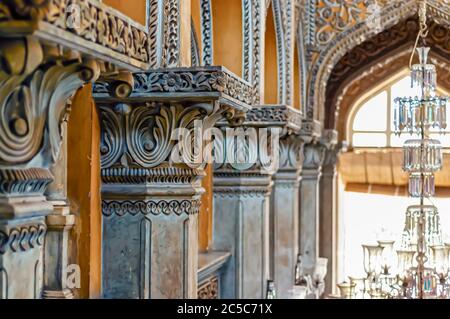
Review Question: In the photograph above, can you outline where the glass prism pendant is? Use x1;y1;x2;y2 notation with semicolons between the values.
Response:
408;172;435;198
403;139;442;173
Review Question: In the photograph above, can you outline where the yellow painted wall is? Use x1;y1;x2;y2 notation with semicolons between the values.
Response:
103;0;147;26
67;85;102;299
212;0;243;76
264;3;279;104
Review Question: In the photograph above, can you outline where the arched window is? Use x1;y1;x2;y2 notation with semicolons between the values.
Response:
347;69;450;148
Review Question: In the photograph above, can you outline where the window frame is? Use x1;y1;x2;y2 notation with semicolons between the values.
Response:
347;68;450;149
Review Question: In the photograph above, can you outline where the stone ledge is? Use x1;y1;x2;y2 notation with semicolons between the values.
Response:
93;66;253;112
198;251;231;284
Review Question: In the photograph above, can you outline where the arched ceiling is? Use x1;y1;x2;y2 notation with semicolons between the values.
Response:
324;16;450;132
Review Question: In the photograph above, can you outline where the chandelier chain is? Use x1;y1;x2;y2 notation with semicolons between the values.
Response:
410;0;429;69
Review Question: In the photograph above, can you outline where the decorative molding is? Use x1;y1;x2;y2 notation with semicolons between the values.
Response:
243;0;253;83
272;0;287;104
0;168;53;196
299;119;322;143
162;0;181;68
198;276;219;299
0;37;100;169
148;0;164;69
0;224;46;255
102;199;201;217
243;105;302;133
0;0;151;70
200;0;213;66
252;0;263;104
191;19;201;67
282;0;293;106
101;167;202;185
94;67;253;112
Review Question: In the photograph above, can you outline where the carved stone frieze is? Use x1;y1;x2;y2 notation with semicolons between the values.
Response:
243;104;302;133
0;0;151;70
102;199;201;217
94;67;253;113
0;223;46;255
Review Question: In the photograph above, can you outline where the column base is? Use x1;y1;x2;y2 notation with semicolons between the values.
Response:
42;289;74;299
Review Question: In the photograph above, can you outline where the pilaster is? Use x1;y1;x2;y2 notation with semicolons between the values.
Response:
271;134;304;298
94;66;252;299
319;138;347;296
212;104;301;299
0;37;101;298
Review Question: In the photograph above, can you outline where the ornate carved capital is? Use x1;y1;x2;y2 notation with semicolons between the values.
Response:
98;102;221;187
0;37;100;170
278;134;304;173
302;142;326;178
299;119;322;144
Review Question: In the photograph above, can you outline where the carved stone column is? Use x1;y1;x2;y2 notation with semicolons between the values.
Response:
212;105;301;299
94;67;252;299
319;138;346;296
271;134;304;299
43;128;76;299
0;37;100;298
298;120;326;276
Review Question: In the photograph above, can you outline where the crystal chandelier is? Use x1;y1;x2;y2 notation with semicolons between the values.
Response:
339;0;450;299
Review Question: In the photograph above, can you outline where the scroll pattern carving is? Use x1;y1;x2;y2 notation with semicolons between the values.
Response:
279;135;304;171
0;224;47;255
99;102;220;170
0;37;100;168
303;143;326;171
102;199;201;217
315;0;366;47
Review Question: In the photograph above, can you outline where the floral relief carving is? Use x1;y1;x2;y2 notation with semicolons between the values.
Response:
1;0;150;66
316;0;366;46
